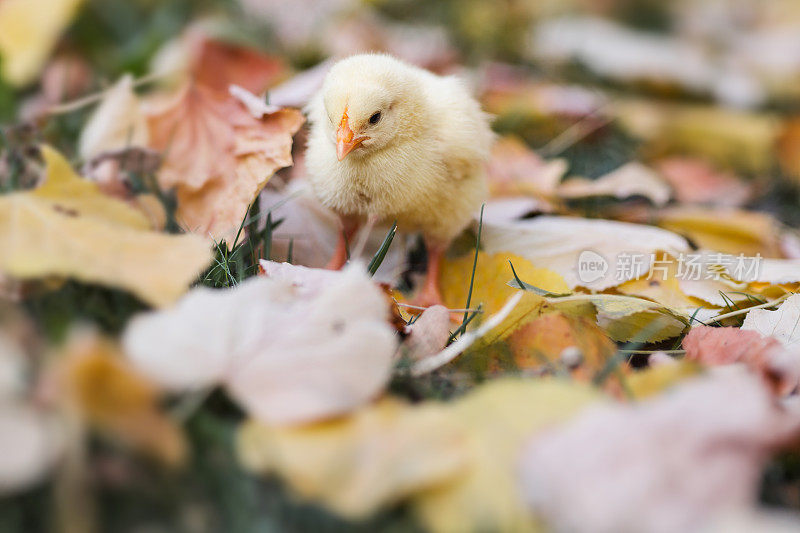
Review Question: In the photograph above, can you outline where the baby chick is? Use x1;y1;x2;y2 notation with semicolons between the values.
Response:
305;53;493;307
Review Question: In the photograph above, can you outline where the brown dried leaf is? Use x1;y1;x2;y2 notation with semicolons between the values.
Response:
146;84;304;242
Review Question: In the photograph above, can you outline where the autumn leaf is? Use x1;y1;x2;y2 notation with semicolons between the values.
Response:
123;264;397;425
439;251;568;342
482;216;689;290
742;294;800;348
79;75;149;161
0;146;212;307
411;379;601;533
655;157;752;207
0;0;84;86
237;398;467;519
550;293;688;343
237;378;600;530
145;83;304;243
508;312;617;374
615;100;781;174
59;331;186;466
624;357;702;399
520;370;800;533
191;38;287;94
657;207;784;257
486;136;566;199
557;162;671;206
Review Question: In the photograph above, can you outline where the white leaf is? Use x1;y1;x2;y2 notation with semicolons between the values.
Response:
481;216;689;290
123;264;398;425
520;369;800;533
78;75;149;160
742;294;800;349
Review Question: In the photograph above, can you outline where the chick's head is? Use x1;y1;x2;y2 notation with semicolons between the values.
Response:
320;54;426;161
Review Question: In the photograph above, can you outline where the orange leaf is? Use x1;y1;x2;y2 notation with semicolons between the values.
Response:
192;38;287;94
146;84;304;243
509;312;616;374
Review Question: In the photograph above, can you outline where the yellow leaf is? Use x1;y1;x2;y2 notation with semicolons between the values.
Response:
615;100;781;174
60;331;186;466
236;379;601;531
412;379;601;533
439;251;568;341
625;360;702;399
237;398;468;519
0;0;84;86
552;294;688;343
0;146;212;307
657;206;783;257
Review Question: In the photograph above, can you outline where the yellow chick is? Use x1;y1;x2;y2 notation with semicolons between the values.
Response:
305;53;493;306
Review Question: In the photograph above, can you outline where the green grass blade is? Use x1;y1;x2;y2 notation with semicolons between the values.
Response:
367;221;397;276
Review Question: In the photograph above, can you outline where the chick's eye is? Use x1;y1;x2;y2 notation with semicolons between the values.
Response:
369;111;382;125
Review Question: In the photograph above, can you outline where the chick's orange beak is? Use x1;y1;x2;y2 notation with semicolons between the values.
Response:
336;108;366;161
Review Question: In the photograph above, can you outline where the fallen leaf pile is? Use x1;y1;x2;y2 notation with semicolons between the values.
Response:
5;1;800;531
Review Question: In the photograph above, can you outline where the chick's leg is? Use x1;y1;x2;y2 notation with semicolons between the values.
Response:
326;215;360;270
412;241;446;308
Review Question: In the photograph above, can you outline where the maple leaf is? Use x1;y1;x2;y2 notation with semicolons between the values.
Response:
0;146;212;307
146;83;304;243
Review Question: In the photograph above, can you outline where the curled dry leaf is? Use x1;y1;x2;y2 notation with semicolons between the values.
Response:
123;264;397;425
0;0;84;86
78;75;149;161
146;83;304;244
58;331;186;466
401;305;452;362
237;398;467;519
0;146;212;307
520;370;800;533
